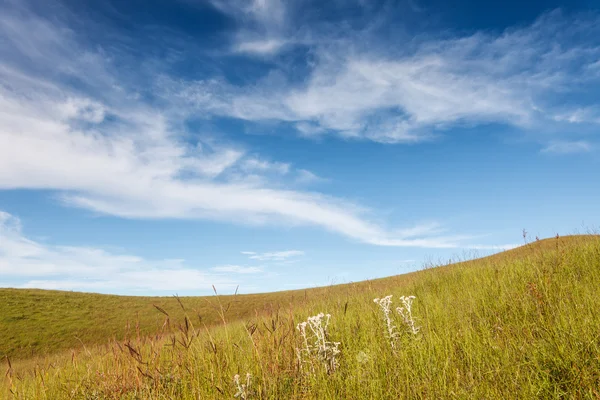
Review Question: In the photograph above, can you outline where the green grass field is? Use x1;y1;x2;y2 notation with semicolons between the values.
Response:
2;234;600;399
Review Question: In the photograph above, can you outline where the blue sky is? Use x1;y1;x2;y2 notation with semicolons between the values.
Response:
1;0;599;295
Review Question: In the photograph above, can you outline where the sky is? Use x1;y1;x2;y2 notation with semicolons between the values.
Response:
1;0;599;296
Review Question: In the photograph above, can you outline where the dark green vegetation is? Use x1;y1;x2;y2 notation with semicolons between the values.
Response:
2;235;600;399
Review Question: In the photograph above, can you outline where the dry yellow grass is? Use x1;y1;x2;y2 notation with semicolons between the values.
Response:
3;234;599;398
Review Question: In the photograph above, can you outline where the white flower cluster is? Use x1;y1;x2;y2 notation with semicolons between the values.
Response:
374;295;421;348
296;313;341;374
233;373;252;399
396;295;420;335
373;295;400;348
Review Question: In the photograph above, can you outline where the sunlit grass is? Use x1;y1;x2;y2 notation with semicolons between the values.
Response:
3;235;600;398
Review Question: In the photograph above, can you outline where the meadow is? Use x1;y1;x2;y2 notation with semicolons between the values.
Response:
2;234;600;399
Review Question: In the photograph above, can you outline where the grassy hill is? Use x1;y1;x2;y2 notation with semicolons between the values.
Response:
2;234;600;399
0;235;578;361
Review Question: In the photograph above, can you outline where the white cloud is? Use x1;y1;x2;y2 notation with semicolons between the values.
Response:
0;211;517;292
0;211;235;292
241;158;290;175
244;250;304;261
187;146;245;178
177;10;600;144
295;122;327;138
552;107;600;124
211;265;263;274
234;38;287;55
295;169;325;184
0;2;477;249
0;1;512;249
541;140;592;154
208;0;286;27
207;0;289;56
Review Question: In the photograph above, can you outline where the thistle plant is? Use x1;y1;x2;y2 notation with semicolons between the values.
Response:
233;373;252;399
396;295;420;335
373;295;399;348
296;313;341;374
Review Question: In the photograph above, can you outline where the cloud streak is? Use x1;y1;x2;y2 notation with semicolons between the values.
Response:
0;0;480;248
211;265;263;274
207;0;289;55
176;10;600;145
242;250;304;261
541;140;593;154
0;211;235;292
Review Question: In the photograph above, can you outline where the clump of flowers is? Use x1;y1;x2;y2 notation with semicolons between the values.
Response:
233;373;252;399
396;295;420;335
374;295;421;348
296;313;341;374
373;295;400;348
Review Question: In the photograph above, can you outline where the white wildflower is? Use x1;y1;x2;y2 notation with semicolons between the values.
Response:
296;312;341;374
233;372;252;399
373;295;399;348
396;295;420;335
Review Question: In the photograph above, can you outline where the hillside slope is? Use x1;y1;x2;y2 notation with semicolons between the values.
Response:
3;234;600;398
0;235;594;360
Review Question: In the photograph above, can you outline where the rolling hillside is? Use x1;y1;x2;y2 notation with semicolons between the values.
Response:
0;235;593;360
2;234;600;398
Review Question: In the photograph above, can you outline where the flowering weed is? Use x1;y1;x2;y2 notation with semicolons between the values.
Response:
373;295;400;348
233;373;252;399
296;313;341;374
374;294;420;348
396;295;420;335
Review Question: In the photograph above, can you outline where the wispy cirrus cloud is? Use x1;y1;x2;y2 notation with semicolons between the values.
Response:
241;158;290;175
208;0;286;28
211;265;263;274
175;9;600;146
0;211;236;292
0;0;480;249
242;250;304;261
0;209;519;292
541;140;593;154
205;0;290;55
234;38;288;55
